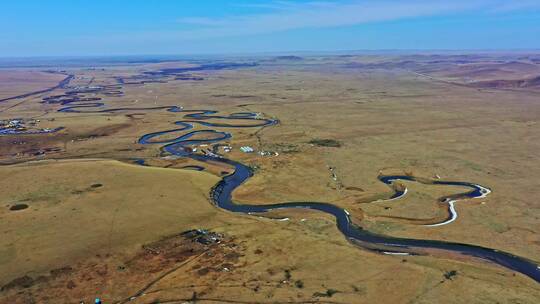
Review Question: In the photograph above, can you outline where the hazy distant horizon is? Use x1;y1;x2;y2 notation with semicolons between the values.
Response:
2;49;540;69
2;48;540;60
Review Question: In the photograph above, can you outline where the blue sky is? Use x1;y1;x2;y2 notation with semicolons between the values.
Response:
1;0;539;57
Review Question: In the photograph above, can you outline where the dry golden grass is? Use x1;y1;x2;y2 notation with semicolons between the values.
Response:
0;159;219;283
0;70;66;100
1;57;540;303
1;160;538;303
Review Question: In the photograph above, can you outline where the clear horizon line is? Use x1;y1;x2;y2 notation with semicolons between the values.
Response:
1;48;540;60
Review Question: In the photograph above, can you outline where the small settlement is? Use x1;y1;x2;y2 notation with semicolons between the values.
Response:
0;119;60;135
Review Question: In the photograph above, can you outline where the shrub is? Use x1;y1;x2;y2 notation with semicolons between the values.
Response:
309;139;341;147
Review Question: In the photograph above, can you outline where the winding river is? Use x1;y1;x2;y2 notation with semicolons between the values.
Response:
13;92;539;283
130;107;540;283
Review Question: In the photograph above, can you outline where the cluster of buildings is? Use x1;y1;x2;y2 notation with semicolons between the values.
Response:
0;119;31;134
181;143;278;158
1;119;25;130
181;228;223;245
240;146;279;157
0;119;56;135
240;146;254;153
259;150;279;157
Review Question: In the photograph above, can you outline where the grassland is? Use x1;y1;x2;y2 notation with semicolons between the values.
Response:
0;70;67;101
1;54;540;303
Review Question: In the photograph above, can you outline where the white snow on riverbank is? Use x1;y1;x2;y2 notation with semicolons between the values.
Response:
425;200;458;227
378;187;408;202
383;251;410;256
426;184;491;227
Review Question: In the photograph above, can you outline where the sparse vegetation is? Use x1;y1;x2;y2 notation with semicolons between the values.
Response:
313;288;339;298
444;270;458;280
266;142;300;154
284;269;292;281
309;138;342;147
2;54;540;303
9;204;28;211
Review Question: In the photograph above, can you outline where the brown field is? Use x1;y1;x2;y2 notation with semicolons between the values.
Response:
0;70;66;100
1;54;540;303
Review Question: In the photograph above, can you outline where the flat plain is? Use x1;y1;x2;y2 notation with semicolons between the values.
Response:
1;53;540;303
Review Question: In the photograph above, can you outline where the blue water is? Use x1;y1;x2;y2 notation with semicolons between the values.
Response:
25;76;540;283
132;108;540;283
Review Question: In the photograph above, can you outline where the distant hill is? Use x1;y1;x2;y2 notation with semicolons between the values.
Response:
274;55;304;61
470;75;540;89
